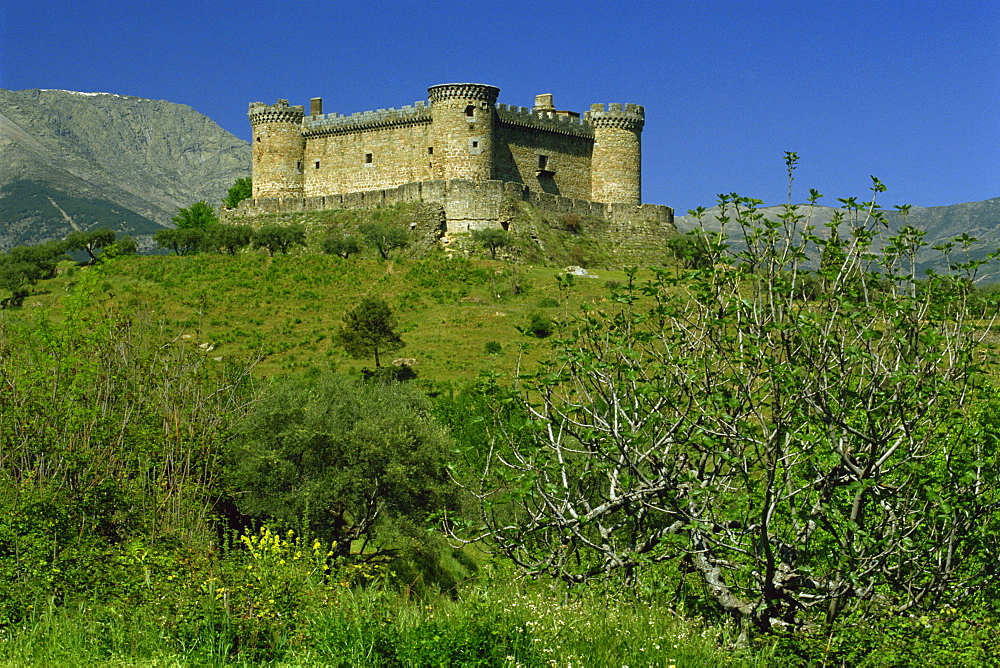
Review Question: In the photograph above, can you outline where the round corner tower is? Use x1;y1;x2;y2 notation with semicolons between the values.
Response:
427;84;500;182
588;103;644;205
249;100;306;199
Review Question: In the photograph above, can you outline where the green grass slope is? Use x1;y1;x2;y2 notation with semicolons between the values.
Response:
19;249;640;383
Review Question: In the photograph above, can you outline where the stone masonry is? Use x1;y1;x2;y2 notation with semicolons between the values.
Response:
238;83;674;251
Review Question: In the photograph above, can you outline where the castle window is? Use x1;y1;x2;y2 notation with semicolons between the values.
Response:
314;160;320;169
428;147;433;155
365;153;373;164
255;136;261;143
538;155;548;170
465;105;475;117
296;160;302;171
471;141;479;149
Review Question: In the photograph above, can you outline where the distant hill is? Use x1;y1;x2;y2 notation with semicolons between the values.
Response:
0;88;249;251
676;197;1000;283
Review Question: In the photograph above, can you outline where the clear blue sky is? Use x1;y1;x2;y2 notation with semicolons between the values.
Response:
2;0;997;213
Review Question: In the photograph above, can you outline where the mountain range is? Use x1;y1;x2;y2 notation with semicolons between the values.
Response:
0;88;249;251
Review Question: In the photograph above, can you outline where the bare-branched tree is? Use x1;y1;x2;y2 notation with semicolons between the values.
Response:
451;155;1000;635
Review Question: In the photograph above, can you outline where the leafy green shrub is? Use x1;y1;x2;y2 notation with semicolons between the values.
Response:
321;233;363;259
536;297;559;308
484;341;502;355
358;222;409;259
523;311;552;338
470;228;513;259
229;372;456;558
253;223;306;256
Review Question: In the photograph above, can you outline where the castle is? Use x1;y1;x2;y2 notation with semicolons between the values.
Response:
234;83;674;258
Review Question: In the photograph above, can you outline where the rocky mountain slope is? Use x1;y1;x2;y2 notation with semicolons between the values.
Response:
0;89;249;250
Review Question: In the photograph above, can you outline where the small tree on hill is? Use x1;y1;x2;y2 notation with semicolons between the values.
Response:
223;177;253;209
101;235;138;261
358;222;409;260
65;228;117;264
337;296;404;368
253;224;306;256
321;233;363;259
172;200;218;229
154;227;204;255
471;227;513;260
206;224;254;255
665;228;714;269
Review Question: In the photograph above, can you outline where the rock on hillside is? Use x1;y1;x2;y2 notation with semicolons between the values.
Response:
0;88;250;250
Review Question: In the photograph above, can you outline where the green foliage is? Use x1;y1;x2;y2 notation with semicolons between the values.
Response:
358;222;410;260
205;223;254;255
522;310;552;338
0;240;68;307
463;159;1000;634
321;233;363;259
253;223;306;256
484;340;502;355
101;234;138;260
223;176;253;209
171;200;218;230
154;226;205;255
0;179;161;246
0;289;256;626
65;227;117;264
337;296;405;367
666;228;715;269
230;372;456;558
470;227;513;260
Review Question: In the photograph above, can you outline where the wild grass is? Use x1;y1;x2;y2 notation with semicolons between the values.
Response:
17;250;642;382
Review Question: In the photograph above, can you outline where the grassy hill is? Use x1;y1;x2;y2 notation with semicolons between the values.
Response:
18;249;639;384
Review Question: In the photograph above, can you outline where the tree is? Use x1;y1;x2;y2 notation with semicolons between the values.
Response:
230;372;456;558
470;227;513;260
337;296;404;368
172;200;218;229
0;241;68;307
9;240;67;279
206;224;254;255
358;222;409;260
321;233;363;259
65;227;117;264
100;235;138;261
455;157;1000;636
253;223;306;256
223;177;253;209
154;227;204;255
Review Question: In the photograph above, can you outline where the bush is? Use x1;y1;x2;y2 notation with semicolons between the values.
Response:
321;233;363;259
484;341;503;355
229;372;456;558
523;311;552;338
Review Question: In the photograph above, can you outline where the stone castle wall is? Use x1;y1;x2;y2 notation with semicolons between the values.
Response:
249;85;646;206
226;178;674;262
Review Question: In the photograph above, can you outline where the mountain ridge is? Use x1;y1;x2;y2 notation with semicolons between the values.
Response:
0;88;250;250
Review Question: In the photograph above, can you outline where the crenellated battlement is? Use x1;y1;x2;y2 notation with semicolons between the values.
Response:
248;100;304;126
247;83;654;207
585;103;645;131
495;103;593;138
428;83;500;104
302;101;432;137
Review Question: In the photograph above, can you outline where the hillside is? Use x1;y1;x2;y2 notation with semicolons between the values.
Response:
0;88;249;250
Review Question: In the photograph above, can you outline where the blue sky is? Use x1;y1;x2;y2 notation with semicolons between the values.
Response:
2;0;997;213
